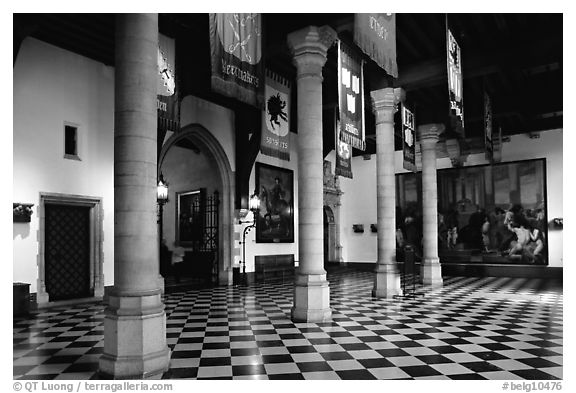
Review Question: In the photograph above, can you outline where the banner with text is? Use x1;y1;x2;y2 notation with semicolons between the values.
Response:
354;13;398;78
402;103;417;172
209;13;264;108
338;40;366;151
261;70;291;161
484;90;493;162
447;27;465;136
157;33;179;155
335;110;353;178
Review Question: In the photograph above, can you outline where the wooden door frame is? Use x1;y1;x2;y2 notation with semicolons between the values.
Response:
37;192;104;308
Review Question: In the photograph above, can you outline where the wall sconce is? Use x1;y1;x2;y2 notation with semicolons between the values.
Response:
157;173;169;205
352;224;364;233
370;224;377;233
551;218;563;229
13;203;34;223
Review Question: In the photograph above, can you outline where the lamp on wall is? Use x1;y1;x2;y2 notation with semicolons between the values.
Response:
157;173;169;275
157;173;169;205
239;189;261;283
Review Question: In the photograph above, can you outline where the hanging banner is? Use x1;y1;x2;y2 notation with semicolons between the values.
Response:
209;13;264;108
157;33;179;154
260;70;291;161
401;103;416;172
338;40;366;151
484;90;493;162
335;110;353;179
353;13;398;78
447;27;465;136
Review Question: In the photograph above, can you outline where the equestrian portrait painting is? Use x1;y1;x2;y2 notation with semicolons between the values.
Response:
255;163;294;243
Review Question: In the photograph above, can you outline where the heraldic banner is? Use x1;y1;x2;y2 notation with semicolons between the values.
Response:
353;13;398;78
261;70;291;161
484;90;493;162
335;110;353;179
338;40;366;151
209;13;264;108
401;103;416;172
157;33;179;154
447;26;465;136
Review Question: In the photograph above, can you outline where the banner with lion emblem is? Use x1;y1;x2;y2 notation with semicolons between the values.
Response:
209;13;264;108
260;70;291;161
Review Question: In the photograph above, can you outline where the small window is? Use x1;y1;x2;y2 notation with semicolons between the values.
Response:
64;124;80;160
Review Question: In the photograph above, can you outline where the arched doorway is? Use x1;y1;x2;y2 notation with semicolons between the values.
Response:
159;124;235;286
323;206;336;268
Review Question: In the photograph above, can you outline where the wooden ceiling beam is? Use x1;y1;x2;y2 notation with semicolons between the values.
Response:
396;38;560;91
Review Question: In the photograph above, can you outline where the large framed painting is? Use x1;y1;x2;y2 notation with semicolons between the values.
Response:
176;188;206;248
395;158;549;265
255;163;294;243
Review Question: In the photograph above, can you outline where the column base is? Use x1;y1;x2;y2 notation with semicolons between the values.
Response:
291;271;332;322
99;291;171;379
372;263;402;298
420;258;444;288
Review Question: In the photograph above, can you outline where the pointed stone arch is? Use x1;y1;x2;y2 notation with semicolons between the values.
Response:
159;124;235;285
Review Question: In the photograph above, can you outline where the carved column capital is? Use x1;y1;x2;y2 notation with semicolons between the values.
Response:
370;87;404;124
418;123;444;147
287;25;337;80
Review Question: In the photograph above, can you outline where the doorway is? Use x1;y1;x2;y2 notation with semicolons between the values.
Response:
323;206;336;268
37;193;104;307
159;123;234;286
44;204;92;301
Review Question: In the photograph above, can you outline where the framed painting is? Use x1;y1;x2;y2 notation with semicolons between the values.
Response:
176;188;206;247
255;163;294;243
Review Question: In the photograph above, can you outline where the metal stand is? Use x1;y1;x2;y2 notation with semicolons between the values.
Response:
400;245;418;298
239;219;256;285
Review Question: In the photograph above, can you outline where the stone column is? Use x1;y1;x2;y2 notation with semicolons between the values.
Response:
370;88;404;298
100;14;170;379
418;124;444;288
287;25;337;322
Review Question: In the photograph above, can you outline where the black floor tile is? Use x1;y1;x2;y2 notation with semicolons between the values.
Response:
461;361;504;373
336;369;377;380
401;365;443;378
232;364;266;376
261;354;294;364
268;373;305;380
296;361;333;373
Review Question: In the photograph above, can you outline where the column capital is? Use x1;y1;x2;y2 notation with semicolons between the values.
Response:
371;87;404;124
370;87;404;112
418;123;445;144
287;25;337;78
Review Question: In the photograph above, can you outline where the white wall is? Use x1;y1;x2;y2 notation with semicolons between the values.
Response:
340;129;563;267
13;38;115;292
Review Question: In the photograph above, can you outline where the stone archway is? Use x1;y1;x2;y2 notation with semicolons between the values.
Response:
159;123;235;285
323;160;343;263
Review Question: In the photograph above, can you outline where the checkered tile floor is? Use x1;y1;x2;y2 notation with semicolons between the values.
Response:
13;268;563;380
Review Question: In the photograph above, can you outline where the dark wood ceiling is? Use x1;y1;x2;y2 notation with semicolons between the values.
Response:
14;13;562;156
